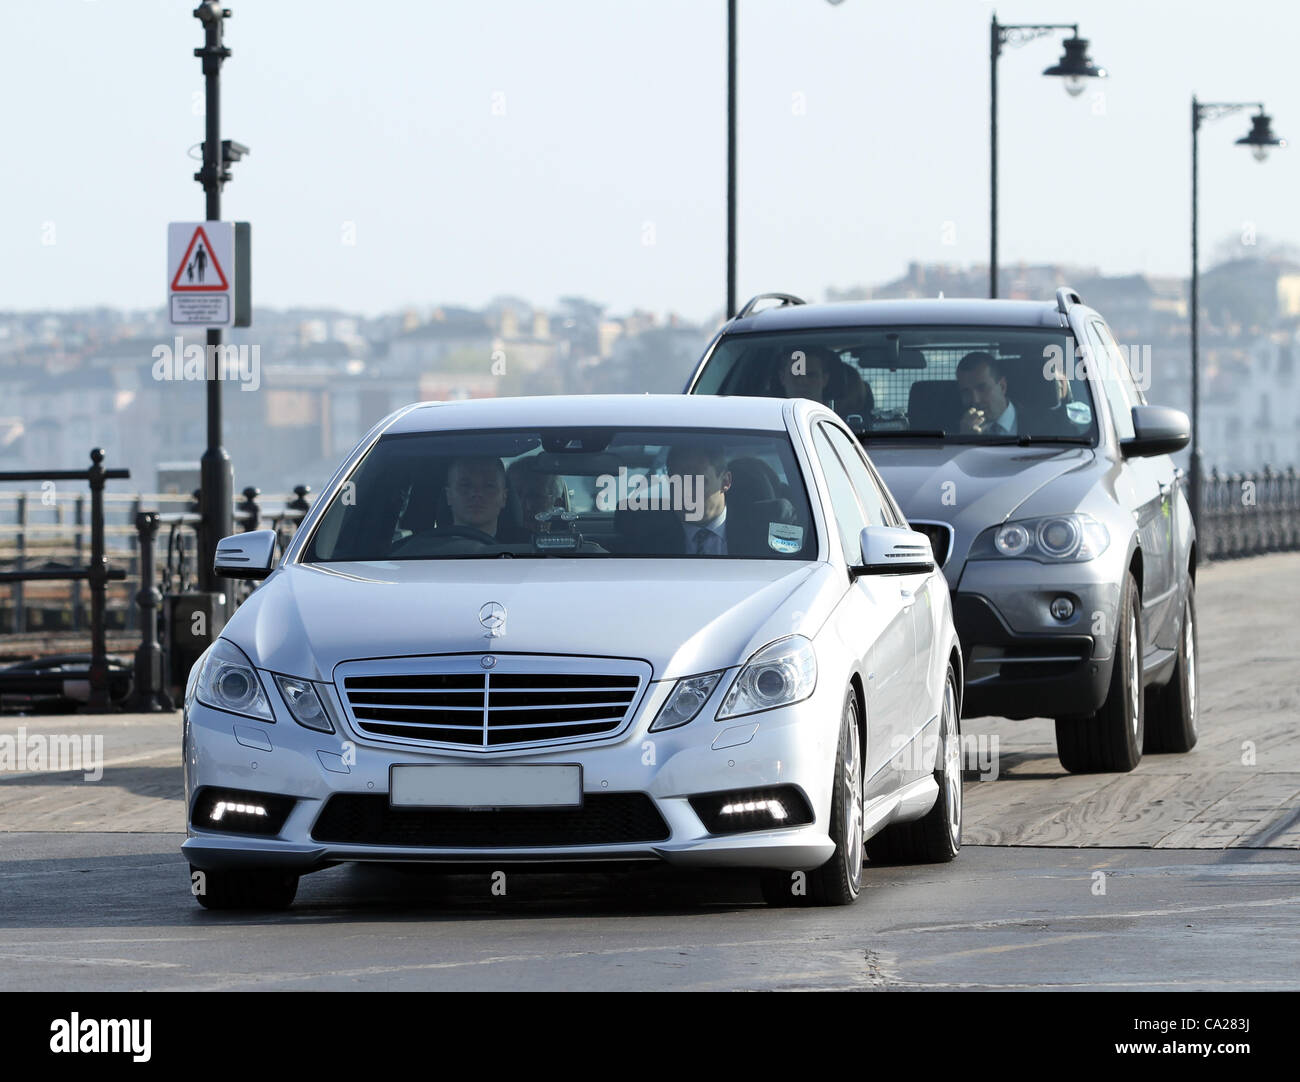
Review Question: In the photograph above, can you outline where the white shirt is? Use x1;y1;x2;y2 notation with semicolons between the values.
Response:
987;401;1017;435
684;509;728;555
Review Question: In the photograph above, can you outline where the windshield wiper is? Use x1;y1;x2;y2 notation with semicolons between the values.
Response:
857;429;947;439
964;435;1092;446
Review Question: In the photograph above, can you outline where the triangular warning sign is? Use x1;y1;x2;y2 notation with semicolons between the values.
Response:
170;225;229;291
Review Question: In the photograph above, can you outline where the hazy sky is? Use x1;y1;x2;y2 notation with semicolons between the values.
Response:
3;0;1298;323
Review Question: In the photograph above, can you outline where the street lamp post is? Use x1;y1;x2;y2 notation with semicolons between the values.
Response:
193;2;246;605
727;0;737;319
725;0;846;320
989;13;1105;299
1189;98;1284;544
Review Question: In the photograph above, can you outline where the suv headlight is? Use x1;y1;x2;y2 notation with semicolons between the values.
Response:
274;675;335;733
971;514;1109;563
649;671;724;732
717;635;817;720
195;638;273;721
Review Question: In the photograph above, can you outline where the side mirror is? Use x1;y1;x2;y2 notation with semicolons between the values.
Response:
852;525;935;576
214;530;277;581
1121;406;1190;459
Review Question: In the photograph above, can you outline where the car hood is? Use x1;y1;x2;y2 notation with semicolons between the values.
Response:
867;443;1095;586
225;558;846;683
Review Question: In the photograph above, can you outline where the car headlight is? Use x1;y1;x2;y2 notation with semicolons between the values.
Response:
195;638;273;721
274;675;335;733
184;643;213;709
973;514;1109;563
717;635;817;720
649;671;724;732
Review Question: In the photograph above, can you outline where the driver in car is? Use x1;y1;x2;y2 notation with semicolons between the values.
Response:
445;456;510;538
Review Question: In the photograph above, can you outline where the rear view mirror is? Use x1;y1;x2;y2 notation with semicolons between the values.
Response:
1122;406;1190;459
214;530;277;580
852;525;935;576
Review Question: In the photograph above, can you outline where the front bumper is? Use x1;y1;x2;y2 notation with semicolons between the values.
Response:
182;677;840;874
952;558;1120;721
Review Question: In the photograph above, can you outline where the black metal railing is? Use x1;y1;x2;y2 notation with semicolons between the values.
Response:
0;450;131;711
1;452;314;714
1200;466;1300;561
125;484;314;711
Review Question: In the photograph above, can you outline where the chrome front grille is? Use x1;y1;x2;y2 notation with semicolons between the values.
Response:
337;656;648;749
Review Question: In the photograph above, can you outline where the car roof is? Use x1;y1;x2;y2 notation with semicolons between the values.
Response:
382;393;793;435
724;298;1072;333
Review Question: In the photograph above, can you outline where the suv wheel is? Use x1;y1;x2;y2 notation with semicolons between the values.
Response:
1144;583;1198;753
1056;571;1143;773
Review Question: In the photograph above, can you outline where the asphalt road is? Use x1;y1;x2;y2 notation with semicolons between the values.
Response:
1;834;1297;991
1;553;1297;990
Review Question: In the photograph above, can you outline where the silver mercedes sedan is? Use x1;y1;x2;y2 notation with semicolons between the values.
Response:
183;395;962;909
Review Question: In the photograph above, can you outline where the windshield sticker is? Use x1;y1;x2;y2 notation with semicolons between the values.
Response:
1065;401;1092;426
768;523;804;554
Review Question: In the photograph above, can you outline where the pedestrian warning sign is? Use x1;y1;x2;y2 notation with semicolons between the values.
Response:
167;221;251;328
171;225;229;291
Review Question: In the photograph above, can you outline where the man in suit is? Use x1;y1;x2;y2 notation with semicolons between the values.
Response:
666;444;733;555
956;351;1018;435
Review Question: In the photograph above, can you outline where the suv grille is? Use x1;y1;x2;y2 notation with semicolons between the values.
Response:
337;657;648;749
909;521;953;568
311;792;670;847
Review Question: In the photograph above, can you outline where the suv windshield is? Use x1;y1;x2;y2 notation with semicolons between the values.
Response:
694;326;1098;443
303;426;817;562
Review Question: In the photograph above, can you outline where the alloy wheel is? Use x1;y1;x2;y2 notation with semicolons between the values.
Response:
843;706;864;892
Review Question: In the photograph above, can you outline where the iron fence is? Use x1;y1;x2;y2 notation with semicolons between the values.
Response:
1199;465;1300;560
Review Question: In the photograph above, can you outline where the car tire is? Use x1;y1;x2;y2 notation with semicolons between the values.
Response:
1056;570;1143;774
191;865;299;911
865;664;962;864
760;688;863;908
1144;583;1198;754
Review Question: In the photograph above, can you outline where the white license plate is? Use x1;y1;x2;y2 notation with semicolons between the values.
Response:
389;764;583;809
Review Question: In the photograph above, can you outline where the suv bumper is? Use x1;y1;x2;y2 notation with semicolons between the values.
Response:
952;558;1122;720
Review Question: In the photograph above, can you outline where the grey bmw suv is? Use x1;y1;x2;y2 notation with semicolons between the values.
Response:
686;288;1197;774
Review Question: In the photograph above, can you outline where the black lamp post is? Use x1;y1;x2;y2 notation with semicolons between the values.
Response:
726;1;846;319
1189;99;1284;544
989;13;1106;298
192;2;248;609
727;0;736;319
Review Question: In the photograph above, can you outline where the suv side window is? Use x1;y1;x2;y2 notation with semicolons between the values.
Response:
811;425;869;559
1085;320;1135;440
821;422;893;527
1097;320;1148;406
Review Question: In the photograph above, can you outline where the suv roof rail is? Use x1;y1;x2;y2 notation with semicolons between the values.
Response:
1055;286;1084;315
735;292;806;319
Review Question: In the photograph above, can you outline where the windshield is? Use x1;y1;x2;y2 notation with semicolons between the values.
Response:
303;426;818;562
694;325;1098;443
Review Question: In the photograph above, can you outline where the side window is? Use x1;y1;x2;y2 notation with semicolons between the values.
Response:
811;426;868;560
863;456;907;527
821;423;890;527
1085;320;1135;440
1098;321;1148;406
